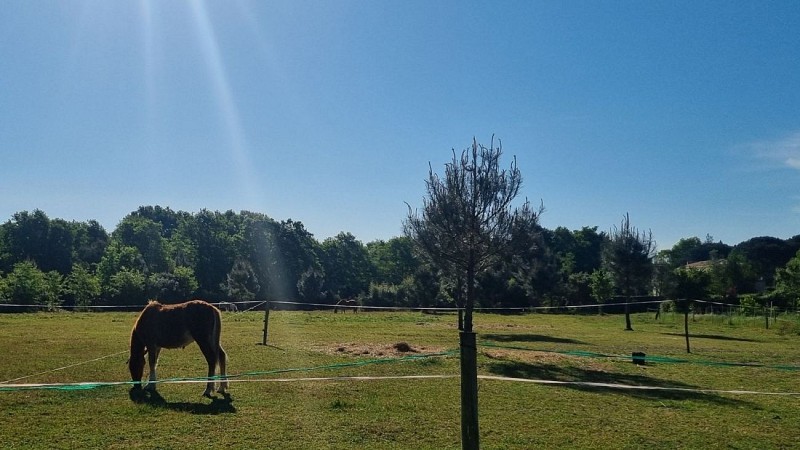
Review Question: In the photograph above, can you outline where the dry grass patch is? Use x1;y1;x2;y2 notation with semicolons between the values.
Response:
479;322;556;332
318;342;448;358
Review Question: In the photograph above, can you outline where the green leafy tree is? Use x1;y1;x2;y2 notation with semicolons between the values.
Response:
735;236;797;286
399;264;443;308
651;253;673;298
661;235;732;268
106;268;147;306
321;232;372;300
45;219;75;275
504;210;548;306
550;226;606;276
0;225;9;273
275;219;325;300
670;267;710;353
367;237;419;286
166;229;198;269
64;264;101;309
113;215;170;274
72;220;109;267
543;226;608;306
774;250;800;308
3;210;50;270
297;266;325;302
223;259;260;302
147;266;199;303
237;213;281;300
179;209;237;298
590;268;614;313
515;227;560;307
724;251;758;295
97;241;146;286
2;210;75;275
128;205;186;238
2;261;62;309
605;213;656;331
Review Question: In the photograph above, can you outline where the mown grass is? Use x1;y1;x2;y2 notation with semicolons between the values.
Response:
0;310;798;449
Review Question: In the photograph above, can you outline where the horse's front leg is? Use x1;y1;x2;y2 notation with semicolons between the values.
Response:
145;347;161;392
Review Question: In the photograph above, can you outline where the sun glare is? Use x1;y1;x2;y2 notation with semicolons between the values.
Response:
188;0;291;301
188;0;260;207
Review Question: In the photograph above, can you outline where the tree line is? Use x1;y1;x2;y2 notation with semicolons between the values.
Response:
0;206;798;311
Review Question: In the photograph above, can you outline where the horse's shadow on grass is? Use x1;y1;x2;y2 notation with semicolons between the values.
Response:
482;333;587;345
129;388;236;414
485;359;752;407
660;332;758;342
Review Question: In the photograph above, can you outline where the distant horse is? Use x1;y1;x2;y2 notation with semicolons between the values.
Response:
334;299;359;314
217;301;238;312
129;300;228;398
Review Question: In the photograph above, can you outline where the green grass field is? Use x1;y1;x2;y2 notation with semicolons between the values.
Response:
1;309;798;449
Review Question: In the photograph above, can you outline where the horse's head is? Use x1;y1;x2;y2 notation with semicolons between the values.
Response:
128;329;146;386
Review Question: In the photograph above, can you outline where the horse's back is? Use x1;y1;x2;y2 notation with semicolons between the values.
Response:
182;300;222;342
135;300;221;349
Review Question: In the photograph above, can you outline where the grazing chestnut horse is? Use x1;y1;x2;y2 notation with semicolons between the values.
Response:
129;300;228;398
334;298;359;313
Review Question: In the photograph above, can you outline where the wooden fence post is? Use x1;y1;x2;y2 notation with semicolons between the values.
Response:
460;330;479;450
764;305;769;330
262;301;271;345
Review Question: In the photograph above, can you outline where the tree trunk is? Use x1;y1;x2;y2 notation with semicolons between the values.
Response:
624;295;633;331
465;258;475;333
456;276;464;331
684;300;691;354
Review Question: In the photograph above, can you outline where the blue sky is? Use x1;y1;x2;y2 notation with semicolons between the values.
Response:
1;1;798;250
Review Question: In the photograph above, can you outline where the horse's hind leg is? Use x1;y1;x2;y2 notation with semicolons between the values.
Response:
197;341;219;397
217;345;228;394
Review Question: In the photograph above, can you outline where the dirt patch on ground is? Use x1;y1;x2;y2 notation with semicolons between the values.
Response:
319;342;448;358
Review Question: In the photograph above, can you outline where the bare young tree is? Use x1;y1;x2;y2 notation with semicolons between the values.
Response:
405;137;540;450
405;137;538;331
605;213;656;331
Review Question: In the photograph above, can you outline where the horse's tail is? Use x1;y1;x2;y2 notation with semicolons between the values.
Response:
212;305;225;362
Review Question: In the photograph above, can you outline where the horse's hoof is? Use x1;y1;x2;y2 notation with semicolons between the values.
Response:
203;390;214;398
129;386;147;403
